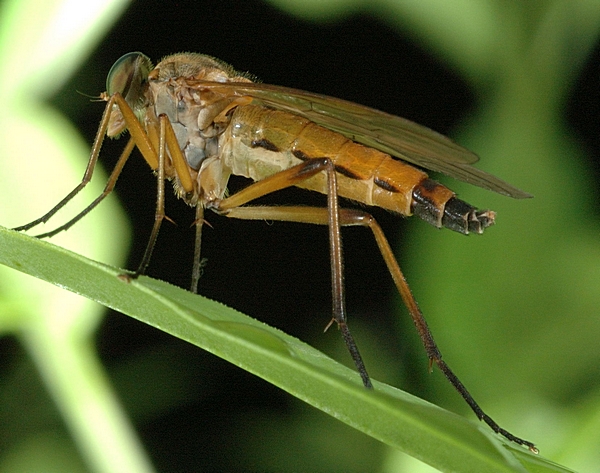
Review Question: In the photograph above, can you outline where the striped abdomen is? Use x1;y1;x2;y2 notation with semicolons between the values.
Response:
222;104;494;234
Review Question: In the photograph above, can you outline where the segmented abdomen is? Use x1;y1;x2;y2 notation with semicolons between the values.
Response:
222;104;493;234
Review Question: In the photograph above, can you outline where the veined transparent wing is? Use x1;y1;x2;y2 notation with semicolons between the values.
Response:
187;80;531;199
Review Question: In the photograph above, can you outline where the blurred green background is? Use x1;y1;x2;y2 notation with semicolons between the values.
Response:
1;0;599;472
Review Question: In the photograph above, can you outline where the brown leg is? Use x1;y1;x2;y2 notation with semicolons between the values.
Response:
14;92;197;286
190;204;205;293
213;204;537;452
209;158;372;388
12;93;140;234
129;115;168;280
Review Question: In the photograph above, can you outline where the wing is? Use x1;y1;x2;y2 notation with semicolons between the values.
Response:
188;80;531;199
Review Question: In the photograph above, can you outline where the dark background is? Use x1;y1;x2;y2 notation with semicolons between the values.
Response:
28;0;600;471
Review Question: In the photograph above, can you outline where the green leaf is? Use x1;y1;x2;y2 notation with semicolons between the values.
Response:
0;226;573;473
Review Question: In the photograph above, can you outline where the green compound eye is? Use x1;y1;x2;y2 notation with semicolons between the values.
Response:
106;52;153;111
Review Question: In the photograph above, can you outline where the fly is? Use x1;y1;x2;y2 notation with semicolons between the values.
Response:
13;52;537;452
